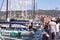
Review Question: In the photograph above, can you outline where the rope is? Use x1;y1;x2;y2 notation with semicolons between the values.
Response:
0;0;4;11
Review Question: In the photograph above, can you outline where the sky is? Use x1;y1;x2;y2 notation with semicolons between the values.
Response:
0;0;60;11
37;0;60;10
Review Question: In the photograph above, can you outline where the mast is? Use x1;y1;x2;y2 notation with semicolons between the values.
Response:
9;0;11;19
32;0;35;20
26;0;27;19
6;0;8;21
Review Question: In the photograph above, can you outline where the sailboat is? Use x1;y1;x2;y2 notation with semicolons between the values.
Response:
0;0;36;40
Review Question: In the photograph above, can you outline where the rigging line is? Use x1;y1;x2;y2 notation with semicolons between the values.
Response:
0;0;4;11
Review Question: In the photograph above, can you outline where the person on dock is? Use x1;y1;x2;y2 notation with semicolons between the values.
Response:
32;24;44;40
48;17;56;40
56;18;60;39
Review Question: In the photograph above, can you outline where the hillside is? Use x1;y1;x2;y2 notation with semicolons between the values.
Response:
0;10;60;17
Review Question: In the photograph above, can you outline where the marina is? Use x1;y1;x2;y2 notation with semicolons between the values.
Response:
0;0;60;40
